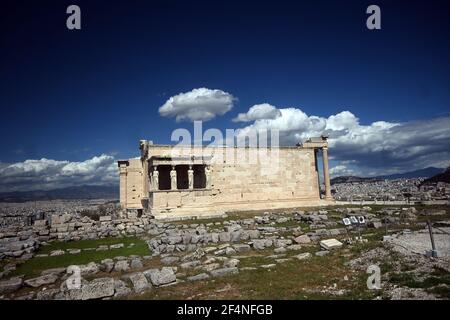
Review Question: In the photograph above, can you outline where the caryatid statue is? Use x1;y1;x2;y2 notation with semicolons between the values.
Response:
152;167;159;191
170;166;177;190
205;165;211;188
188;165;194;189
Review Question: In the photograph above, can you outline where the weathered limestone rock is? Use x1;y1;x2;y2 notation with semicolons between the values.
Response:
295;252;312;260
219;232;231;242
50;250;65;256
274;247;287;253
36;288;60;300
224;258;240;268
80;262;99;276
161;256;179;265
41;267;66;277
294;235;311;244
210;267;238;277
230;230;242;242
114;260;130;272
99;216;112;222
180;260;201;269
225;246;236;255
247;230;261;239
315;250;329;257
128;272;150;293
274;239;293;248
80;278;115;300
260;264;276;269
369;221;383;229
233;244;250;253
252;239;272;250
200;263;221;272
144;267;176;286
130;257;143;269
114;279;132;298
187;273;210;281
25;274;58;288
0;277;23;294
100;259;115;273
286;244;302;251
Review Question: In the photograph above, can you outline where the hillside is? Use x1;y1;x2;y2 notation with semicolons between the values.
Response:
331;167;445;185
0;185;119;202
421;167;450;184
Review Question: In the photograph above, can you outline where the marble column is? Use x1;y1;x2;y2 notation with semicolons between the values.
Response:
170;166;177;190
322;147;332;200
119;163;128;210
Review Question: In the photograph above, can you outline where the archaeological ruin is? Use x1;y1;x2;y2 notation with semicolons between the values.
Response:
118;136;334;219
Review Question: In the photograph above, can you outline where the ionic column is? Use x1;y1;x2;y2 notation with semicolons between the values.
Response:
188;165;194;189
119;163;128;209
170;166;177;190
322;147;332;200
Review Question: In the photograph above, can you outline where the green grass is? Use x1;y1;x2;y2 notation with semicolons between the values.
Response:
129;246;379;300
11;236;149;278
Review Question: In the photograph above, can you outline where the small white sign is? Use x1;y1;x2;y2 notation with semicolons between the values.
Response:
350;216;359;224
358;216;366;224
342;218;351;226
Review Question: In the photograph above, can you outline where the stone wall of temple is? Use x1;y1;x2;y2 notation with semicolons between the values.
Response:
118;143;332;219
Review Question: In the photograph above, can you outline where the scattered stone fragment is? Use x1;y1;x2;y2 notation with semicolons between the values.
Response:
223;258;240;268
286;244;302;251
294;235;311;244
128;272;150;293
114;279;132;298
180;260;201;269
144;267;176;286
232;244;250;253
79;278;115;300
130;257;143;269
315;251;329;257
114;260;130;272
295;252;312;260
274;247;287;254
210;267;238;277
50;250;65;256
260;264;276;269
25;274;58;288
320;239;343;250
100;259;115;273
110;243;124;249
187;273;210;281
0;277;23;294
41;267;66;277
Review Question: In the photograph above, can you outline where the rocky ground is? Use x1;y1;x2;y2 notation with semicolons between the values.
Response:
0;204;449;300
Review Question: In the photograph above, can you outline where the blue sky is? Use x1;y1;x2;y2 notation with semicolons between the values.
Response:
1;0;449;191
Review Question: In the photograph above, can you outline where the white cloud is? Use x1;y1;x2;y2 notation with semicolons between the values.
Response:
235;104;450;175
232;103;281;122
329;165;354;177
0;154;118;192
159;88;236;122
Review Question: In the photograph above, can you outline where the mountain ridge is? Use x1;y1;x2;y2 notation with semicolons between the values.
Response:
331;167;444;184
0;185;119;202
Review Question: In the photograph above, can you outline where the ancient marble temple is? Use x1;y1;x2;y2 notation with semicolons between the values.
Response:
118;137;333;219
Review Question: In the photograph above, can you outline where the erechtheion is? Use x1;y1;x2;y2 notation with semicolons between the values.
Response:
118;137;333;219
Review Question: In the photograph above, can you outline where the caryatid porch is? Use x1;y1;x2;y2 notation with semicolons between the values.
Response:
148;156;212;192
